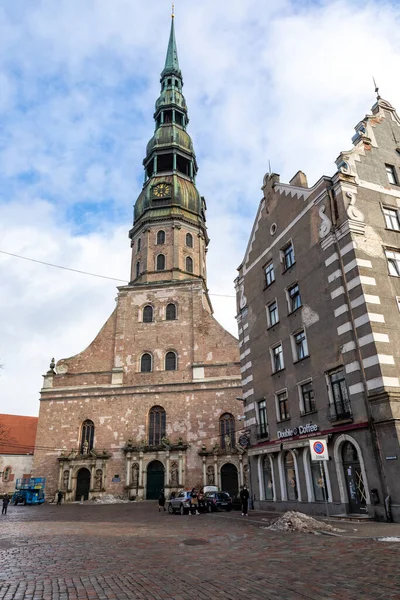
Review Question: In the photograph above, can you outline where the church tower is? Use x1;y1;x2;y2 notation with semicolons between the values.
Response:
32;15;245;502
129;14;209;294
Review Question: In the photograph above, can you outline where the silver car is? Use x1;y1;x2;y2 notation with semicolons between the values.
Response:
168;490;192;514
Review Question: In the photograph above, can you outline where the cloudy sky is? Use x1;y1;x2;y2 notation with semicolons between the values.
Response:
1;0;400;416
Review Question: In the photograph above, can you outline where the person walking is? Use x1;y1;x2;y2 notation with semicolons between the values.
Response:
57;490;63;505
158;489;166;512
2;494;10;515
190;488;199;515
240;485;250;516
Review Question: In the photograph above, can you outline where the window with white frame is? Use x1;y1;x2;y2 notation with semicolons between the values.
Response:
383;206;400;231
299;380;315;414
281;242;295;270
271;343;284;373
287;283;301;313
267;300;279;327
276;390;289;421
386;249;400;276
385;164;398;185
292;329;309;361
264;261;275;287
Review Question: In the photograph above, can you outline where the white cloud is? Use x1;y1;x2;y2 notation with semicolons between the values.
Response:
1;0;400;415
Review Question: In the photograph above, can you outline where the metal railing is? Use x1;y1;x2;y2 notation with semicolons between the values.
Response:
327;400;352;422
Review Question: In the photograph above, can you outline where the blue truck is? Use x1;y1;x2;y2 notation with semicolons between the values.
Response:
12;477;46;505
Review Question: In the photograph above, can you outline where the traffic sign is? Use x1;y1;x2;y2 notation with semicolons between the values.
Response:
309;438;329;461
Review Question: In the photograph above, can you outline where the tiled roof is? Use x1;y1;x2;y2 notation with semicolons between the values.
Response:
0;414;38;455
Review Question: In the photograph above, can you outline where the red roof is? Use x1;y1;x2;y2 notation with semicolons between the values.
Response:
0;414;38;455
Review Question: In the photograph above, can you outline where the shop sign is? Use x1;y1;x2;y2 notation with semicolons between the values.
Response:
277;423;319;439
309;439;329;461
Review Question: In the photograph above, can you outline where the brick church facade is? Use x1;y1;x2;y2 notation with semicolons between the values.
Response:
33;16;245;502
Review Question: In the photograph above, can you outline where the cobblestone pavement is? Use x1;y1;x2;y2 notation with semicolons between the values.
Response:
0;503;399;600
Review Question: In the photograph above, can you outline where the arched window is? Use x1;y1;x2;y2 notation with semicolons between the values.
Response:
141;353;152;372
166;303;177;320
263;456;274;501
284;451;298;501
165;351;177;371
148;406;166;445
137;238;141;252
157;230;166;245
219;413;235;449
3;466;11;482
156;254;166;271
136;261;140;279
143;305;153;323
186;256;193;273
80;420;94;454
186;233;193;248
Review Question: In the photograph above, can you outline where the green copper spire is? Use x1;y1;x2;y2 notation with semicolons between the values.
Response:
161;14;181;79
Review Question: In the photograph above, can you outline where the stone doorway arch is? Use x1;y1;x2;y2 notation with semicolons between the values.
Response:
146;460;165;500
75;467;90;501
220;463;238;497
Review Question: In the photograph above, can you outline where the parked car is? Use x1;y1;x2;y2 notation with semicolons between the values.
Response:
203;491;232;512
168;491;193;514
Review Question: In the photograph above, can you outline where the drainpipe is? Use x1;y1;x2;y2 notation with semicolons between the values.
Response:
328;185;391;521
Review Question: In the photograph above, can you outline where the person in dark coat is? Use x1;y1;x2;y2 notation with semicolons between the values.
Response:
240;485;250;516
158;489;166;512
57;490;63;505
2;494;10;515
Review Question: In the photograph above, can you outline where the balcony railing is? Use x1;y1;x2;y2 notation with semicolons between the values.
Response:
327;400;353;422
256;425;269;440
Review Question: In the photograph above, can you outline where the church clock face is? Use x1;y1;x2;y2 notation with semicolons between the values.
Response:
153;183;171;198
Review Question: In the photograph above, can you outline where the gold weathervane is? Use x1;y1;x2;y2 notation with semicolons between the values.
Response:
172;3;175;18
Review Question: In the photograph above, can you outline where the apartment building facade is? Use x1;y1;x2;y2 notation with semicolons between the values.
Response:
236;94;400;521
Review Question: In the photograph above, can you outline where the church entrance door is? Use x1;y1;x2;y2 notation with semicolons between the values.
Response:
221;463;238;498
75;468;91;501
146;460;165;500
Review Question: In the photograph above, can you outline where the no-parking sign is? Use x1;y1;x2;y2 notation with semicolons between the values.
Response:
309;439;329;461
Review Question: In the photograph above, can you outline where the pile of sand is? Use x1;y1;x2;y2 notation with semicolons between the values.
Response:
265;511;343;533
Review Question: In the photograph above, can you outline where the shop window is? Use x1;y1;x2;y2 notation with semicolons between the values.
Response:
80;420;94;454
141;353;152;373
143;305;153;323
263;456;274;501
148;406;166;446
284;452;298;501
219;413;235;449
310;458;326;502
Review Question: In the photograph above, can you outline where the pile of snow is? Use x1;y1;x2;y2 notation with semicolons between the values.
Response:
92;494;129;504
376;537;400;543
265;511;343;533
